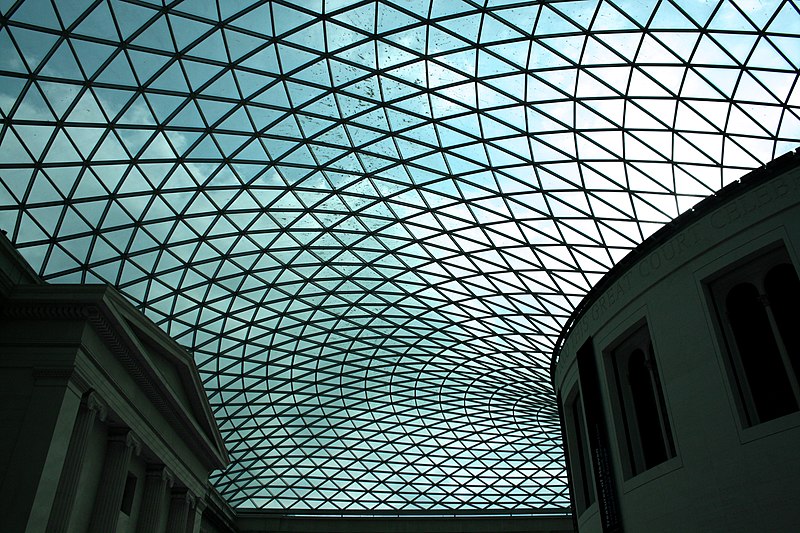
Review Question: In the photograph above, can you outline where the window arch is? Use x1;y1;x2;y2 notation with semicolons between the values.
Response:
709;246;800;427
607;324;675;478
764;263;800;376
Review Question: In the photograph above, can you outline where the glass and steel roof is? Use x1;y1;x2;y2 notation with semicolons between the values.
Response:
1;0;798;511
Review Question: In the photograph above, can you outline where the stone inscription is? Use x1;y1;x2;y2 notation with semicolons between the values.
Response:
559;171;800;363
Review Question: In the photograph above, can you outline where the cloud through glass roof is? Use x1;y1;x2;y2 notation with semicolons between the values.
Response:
1;0;798;511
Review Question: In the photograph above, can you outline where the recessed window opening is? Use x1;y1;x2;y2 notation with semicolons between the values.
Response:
608;323;675;478
709;246;800;427
764;263;800;377
121;472;137;515
564;390;595;514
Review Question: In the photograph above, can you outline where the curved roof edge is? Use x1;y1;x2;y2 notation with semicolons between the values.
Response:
550;147;800;382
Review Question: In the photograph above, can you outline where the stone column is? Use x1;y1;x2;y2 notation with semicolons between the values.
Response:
137;465;174;533
46;392;107;533
165;489;195;533
188;497;207;533
9;367;84;533
87;429;141;533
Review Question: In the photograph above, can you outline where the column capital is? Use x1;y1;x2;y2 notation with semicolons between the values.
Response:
146;464;175;487
108;428;142;456
84;391;108;422
172;487;196;508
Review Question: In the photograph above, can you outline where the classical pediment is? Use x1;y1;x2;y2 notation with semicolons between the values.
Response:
0;231;228;471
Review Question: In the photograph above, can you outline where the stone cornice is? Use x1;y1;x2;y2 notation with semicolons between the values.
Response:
0;290;227;470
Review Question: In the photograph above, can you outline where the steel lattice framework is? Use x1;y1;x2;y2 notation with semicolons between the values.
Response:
1;0;799;512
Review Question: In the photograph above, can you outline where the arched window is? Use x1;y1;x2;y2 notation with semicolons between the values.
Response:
628;347;673;470
764;263;800;378
608;324;675;478
709;246;800;427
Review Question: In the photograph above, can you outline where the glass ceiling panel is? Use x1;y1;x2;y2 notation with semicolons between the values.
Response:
1;0;798;512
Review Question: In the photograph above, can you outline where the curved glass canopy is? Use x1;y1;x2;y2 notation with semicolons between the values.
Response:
1;0;798;511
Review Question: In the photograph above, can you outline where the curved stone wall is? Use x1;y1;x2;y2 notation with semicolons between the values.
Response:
554;151;800;532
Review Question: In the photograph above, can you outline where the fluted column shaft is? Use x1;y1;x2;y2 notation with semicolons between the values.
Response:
46;392;106;533
188;497;206;533
87;429;141;533
165;489;195;533
137;465;174;533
